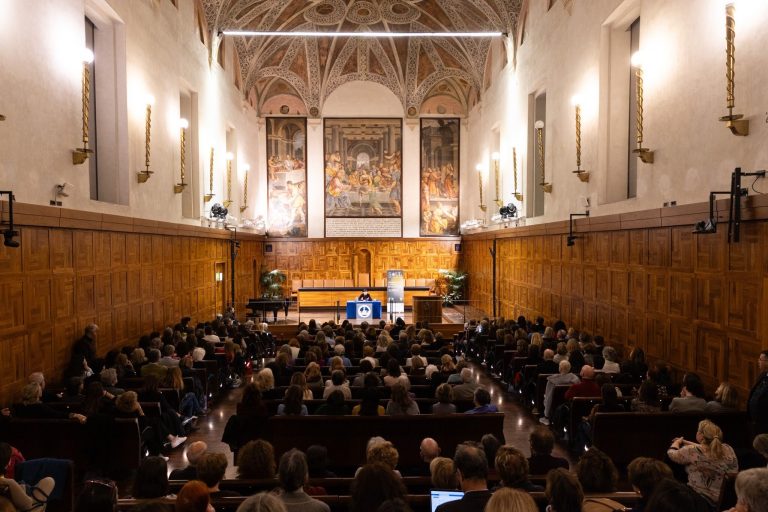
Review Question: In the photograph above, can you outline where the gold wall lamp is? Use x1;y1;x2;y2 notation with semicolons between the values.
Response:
240;164;250;213
174;118;188;193
223;152;234;207
73;48;94;165
719;1;749;136
137;95;154;183
476;163;487;212
535;120;552;193
204;147;215;202
571;95;590;182
492;152;503;207
630;52;654;164
512;147;523;201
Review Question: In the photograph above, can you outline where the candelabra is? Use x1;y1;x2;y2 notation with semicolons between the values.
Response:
718;2;749;136
73;48;94;165
204;147;215;202
137;95;154;183
174;118;188;193
630;52;654;164
240;164;250;213
535;121;552;193
571;95;589;182
223;152;234;208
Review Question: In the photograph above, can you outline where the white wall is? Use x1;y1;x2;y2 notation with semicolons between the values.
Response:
464;0;768;227
0;0;259;225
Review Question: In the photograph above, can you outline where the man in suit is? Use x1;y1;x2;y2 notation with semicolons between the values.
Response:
169;441;207;480
357;289;372;301
748;351;768;434
435;443;491;512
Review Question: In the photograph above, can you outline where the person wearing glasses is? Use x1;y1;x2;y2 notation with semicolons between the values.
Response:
748;351;768;434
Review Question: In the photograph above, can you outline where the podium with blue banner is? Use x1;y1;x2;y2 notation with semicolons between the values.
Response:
346;300;382;320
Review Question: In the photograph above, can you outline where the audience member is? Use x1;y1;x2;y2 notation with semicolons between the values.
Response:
669;373;707;412
643;478;710;512
434;443;491;512
494;445;542;492
196;452;239;498
429;457;456;489
277;449;330;512
727;468;768;512
600;347;620;374
705;382;739;412
350;463;407;512
480;434;500;469
0;442;54;512
314;390;349;415
175;480;213;512
465;388;497;414
170;441;207;480
631;380;661;413
132;456;171;500
277;385;308;416
576;448;624;512
753;434;768;465
544;468;583;512
484;488;537;512
432;383;456;414
627;457;673;512
564;366;600;399
541;360;580;423
452;368;479;401
237;440;276;479
748;351;768;434
667;419;738;506
74;478;117;512
306;445;336;479
322;370;351;400
386;382;419;415
235;492;287;512
527;426;568;474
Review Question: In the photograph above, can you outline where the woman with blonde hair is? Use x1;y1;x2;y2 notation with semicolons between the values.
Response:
667;419;738;506
429;457;456;489
705;382;739;412
530;332;543;347
254;368;279;399
485;487;537;512
303;362;323;397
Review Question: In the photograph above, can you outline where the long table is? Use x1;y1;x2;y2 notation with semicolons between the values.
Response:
297;286;430;309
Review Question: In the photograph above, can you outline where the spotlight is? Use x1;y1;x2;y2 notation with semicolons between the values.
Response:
499;203;518;219
693;219;717;234
566;235;576;247
3;230;19;248
210;203;228;220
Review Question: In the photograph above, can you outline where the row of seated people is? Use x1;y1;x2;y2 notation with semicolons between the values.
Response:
107;430;768;512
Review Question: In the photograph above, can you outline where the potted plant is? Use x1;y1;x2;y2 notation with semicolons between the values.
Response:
260;268;287;299
436;269;467;307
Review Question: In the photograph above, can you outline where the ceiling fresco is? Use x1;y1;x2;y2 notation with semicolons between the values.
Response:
202;0;522;116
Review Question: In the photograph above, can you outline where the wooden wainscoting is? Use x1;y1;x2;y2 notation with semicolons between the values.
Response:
263;238;460;291
0;203;264;405
462;208;768;401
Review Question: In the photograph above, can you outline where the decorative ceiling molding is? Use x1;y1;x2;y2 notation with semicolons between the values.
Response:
202;0;522;116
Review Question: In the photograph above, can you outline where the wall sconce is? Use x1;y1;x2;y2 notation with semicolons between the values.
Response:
240;164;250;213
0;191;19;248
204;147;215;202
72;48;94;165
223;152;234;207
718;2;749;136
137;95;154;183
215;271;224;282
50;182;72;207
492;152;502;207
630;52;654;164
567;211;590;246
476;163;487;212
174;118;189;193
512;147;523;201
571;95;590;182
535;120;552;193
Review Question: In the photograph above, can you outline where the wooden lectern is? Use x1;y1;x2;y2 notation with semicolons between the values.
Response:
412;296;443;324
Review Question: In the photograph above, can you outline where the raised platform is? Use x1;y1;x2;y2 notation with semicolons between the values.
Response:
297;286;430;308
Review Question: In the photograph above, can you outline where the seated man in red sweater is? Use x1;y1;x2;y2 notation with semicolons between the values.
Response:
565;366;600;399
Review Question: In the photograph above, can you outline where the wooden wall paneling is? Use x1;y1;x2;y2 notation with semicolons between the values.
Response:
49;230;73;269
561;265;571;294
610;307;627;346
669;273;694;319
93;232;111;269
594;304;610;338
695;275;724;324
626;310;646;349
628;230;647;266
627;270;646;311
551;264;562;293
728;223;762;272
27;328;54;375
22;228;51;272
76;275;96;314
611;232;629;266
726;276;761;334
695;230;726;273
95;273;112;310
645;315;669;361
670;228;693;270
695;326;728;387
727;333;762;394
52;275;75;320
595;269;609;302
583;266;596;300
610;269;628;306
25;277;51;326
668;320;694;370
571;265;583;298
646;271;668;315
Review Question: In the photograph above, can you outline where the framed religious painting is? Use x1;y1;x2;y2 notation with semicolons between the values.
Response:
323;118;403;238
420;118;460;236
266;117;308;237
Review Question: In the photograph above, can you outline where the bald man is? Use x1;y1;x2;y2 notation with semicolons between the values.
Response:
406;437;441;476
169;441;207;480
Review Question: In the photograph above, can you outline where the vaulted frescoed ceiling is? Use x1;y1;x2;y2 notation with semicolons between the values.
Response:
201;0;521;116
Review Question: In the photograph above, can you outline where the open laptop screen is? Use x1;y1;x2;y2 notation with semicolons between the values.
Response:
430;490;464;512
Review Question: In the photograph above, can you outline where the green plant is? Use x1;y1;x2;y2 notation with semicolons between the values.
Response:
260;268;287;299
437;269;467;306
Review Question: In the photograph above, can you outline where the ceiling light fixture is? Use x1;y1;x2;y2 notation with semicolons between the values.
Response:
221;30;505;38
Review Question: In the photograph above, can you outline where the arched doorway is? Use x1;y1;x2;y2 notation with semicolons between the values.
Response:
354;248;372;287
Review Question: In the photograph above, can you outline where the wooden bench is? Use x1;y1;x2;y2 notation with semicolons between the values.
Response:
592;411;751;473
261;398;477;415
246;414;506;474
118;491;641;512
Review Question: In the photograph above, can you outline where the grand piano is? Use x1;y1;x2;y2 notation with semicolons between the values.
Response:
245;297;290;323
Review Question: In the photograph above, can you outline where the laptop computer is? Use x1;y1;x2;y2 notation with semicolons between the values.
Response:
430;490;464;512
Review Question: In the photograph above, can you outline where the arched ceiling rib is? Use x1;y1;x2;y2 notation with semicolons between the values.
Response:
202;0;522;116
